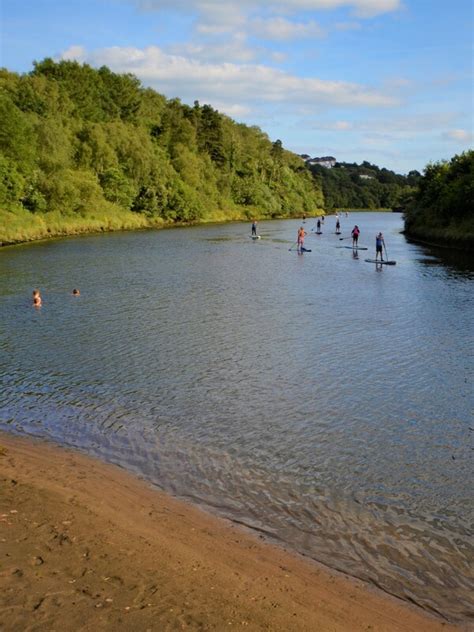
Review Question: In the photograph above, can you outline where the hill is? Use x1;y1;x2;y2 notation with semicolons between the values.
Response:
305;159;420;211
0;59;323;245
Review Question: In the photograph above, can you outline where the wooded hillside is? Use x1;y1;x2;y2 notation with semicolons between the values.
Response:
0;59;323;244
307;160;420;211
403;150;474;248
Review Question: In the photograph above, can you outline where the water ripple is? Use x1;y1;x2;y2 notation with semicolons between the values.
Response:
1;214;473;623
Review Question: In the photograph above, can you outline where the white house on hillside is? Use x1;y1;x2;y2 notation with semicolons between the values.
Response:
301;155;337;168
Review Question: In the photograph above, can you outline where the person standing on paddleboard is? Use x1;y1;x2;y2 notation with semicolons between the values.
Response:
375;232;385;261
297;226;306;252
251;220;258;236
351;225;360;247
316;218;321;233
336;218;341;233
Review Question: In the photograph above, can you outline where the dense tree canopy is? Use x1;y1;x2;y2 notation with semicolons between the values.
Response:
0;60;323;244
306;160;420;211
403;151;474;247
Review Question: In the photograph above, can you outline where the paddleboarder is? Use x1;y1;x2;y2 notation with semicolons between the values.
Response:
297;226;306;252
316;218;321;233
251;220;258;236
351;225;360;247
336;218;341;233
375;232;385;261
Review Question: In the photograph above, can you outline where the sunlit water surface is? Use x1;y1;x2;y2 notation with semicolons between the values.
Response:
1;213;473;623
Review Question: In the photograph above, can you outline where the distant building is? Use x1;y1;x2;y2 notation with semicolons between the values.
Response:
300;155;337;168
360;174;374;180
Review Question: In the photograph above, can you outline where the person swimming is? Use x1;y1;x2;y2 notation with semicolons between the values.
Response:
72;288;80;296
32;289;42;307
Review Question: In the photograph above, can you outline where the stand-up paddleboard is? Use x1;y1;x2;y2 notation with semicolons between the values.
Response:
365;258;396;265
300;247;312;252
335;231;341;235
250;235;261;240
339;245;368;250
315;231;322;235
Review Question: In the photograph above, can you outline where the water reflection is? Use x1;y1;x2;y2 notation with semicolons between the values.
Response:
407;238;474;279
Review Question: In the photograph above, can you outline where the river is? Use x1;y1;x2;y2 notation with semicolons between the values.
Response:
1;212;473;623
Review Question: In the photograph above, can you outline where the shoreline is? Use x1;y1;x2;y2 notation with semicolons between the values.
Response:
0;208;395;249
0;431;462;631
402;231;474;252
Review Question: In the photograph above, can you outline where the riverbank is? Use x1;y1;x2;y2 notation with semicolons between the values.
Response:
0;205;396;249
0;432;459;631
1;205;386;248
0;206;328;248
402;227;474;251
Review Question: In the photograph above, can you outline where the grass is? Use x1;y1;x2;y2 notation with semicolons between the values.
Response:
0;206;161;246
0;204;326;247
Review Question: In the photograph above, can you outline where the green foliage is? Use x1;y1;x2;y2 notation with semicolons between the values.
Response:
404;151;474;246
0;155;26;205
0;92;36;166
0;59;324;245
307;160;420;210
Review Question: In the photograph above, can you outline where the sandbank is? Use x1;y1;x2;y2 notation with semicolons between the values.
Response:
0;432;461;631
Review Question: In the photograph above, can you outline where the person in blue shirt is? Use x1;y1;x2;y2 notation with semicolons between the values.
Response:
375;232;385;261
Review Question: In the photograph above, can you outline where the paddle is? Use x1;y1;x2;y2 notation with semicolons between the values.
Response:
288;241;299;251
339;236;351;241
383;242;389;261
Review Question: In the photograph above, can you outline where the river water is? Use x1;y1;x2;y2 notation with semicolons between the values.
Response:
1;213;473;623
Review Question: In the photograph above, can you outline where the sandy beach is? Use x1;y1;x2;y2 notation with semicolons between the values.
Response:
0;432;461;631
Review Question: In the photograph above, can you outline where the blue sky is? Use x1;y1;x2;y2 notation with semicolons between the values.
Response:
1;0;472;173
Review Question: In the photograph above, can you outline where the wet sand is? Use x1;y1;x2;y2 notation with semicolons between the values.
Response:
0;432;461;631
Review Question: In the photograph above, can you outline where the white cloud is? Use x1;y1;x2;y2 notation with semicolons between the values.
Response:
194;4;246;34
333;120;352;129
310;120;353;130
59;44;397;110
60;45;87;61
251;17;325;40
170;33;258;63
443;129;474;143
308;112;462;136
369;113;458;133
136;0;401;19
135;1;401;37
270;51;288;63
211;102;253;118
